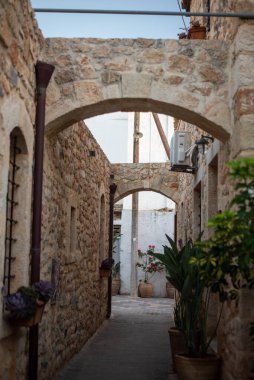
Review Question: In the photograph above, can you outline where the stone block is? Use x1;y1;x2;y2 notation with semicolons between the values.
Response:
74;81;103;105
235;88;254;117
121;73;152;98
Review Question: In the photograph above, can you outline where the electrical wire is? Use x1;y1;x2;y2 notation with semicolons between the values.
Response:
176;0;188;32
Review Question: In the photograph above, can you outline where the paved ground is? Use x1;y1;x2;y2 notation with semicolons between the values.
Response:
58;295;178;380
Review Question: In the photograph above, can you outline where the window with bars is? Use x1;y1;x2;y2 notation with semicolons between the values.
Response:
4;133;21;294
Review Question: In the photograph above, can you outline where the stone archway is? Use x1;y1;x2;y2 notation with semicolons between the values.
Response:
112;163;179;204
44;38;231;141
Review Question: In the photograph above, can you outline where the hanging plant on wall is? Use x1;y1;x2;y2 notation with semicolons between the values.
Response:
2;280;55;327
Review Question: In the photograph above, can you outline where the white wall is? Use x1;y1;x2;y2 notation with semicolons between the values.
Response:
119;209;175;296
123;192;175;210
86;112;129;163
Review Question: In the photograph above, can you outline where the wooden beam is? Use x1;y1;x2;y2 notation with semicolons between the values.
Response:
152;113;171;160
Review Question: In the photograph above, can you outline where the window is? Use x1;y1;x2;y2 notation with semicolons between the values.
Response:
70;206;76;253
193;182;201;241
4;128;28;294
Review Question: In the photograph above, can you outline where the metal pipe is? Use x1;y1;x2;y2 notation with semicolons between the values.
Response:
33;8;254;18
106;182;117;319
130;112;140;298
29;61;54;380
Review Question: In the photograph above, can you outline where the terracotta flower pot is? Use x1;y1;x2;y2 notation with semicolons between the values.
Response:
138;282;153;298
112;279;121;295
166;281;175;298
175;354;221;380
99;268;112;278
9;300;46;327
188;26;206;39
168;328;186;372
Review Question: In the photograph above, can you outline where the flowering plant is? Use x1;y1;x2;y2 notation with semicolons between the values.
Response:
137;245;164;283
2;280;55;320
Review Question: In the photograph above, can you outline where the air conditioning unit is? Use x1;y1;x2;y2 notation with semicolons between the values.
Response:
170;131;196;173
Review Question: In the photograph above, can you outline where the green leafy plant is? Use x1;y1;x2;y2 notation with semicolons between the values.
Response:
187;158;254;355
112;262;120;279
192;158;254;297
153;235;226;357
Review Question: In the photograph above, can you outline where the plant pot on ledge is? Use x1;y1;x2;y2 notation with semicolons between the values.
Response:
3;280;54;328
99;268;112;278
188;21;206;39
99;258;114;278
9;300;46;327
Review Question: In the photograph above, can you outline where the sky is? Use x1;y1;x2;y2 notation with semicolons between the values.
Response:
31;0;188;39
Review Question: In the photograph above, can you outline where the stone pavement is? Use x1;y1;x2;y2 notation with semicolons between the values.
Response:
57;295;178;380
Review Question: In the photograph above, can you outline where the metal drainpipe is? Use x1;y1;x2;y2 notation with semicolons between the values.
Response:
106;182;117;318
29;61;55;380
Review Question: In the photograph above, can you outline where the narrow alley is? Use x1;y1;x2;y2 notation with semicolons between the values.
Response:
58;296;175;380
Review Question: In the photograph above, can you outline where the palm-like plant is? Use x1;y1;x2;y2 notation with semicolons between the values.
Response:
153;236;208;356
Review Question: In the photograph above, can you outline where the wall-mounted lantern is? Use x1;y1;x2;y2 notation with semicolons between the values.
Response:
195;135;214;155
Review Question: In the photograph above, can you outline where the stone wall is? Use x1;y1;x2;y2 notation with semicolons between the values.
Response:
0;0;44;378
44;37;231;142
177;1;254;378
189;0;245;41
39;121;111;379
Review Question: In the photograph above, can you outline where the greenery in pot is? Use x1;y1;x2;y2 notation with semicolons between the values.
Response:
153;236;210;357
112;230;121;277
112;261;120;279
192;158;254;292
155;158;254;360
188;158;254;355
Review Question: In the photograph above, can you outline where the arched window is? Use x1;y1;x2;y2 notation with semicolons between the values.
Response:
4;127;28;294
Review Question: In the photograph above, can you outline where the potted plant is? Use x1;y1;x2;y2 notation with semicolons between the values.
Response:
174;158;254;380
111;231;122;294
137;245;164;298
153;236;203;372
112;262;121;295
99;258;115;278
3;280;55;327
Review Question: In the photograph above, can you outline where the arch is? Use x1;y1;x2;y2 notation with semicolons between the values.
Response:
0;96;34;336
46;98;230;142
44;38;231;141
112;163;179;204
4;127;30;293
115;186;177;204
